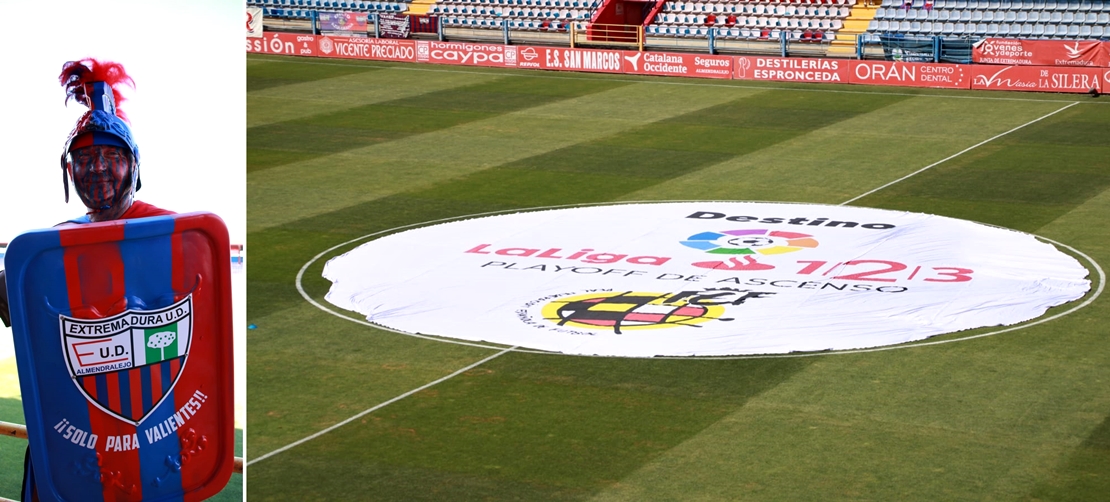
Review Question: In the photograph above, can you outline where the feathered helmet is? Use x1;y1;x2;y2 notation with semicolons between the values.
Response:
58;58;141;204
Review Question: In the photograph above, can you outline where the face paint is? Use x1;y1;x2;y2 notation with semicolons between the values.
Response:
70;145;132;213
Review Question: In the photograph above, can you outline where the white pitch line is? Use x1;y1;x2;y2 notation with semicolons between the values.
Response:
247;345;517;466
840;101;1081;206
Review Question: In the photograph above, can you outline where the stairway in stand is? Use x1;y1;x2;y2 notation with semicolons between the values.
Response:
406;0;436;15
829;0;877;58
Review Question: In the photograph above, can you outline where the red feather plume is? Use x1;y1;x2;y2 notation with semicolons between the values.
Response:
59;58;135;123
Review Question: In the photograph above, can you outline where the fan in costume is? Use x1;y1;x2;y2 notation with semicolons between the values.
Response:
0;58;173;501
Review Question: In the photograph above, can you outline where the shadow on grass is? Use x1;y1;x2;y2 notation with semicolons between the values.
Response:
1028;410;1110;501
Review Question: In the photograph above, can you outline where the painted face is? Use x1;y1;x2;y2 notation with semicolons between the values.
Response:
70;145;132;211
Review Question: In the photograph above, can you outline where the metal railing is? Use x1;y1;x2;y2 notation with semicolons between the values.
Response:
572;23;644;51
857;34;976;62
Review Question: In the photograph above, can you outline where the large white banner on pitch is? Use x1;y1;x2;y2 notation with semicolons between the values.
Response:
322;202;1091;357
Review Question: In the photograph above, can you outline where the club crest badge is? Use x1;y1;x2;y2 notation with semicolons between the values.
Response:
60;295;193;425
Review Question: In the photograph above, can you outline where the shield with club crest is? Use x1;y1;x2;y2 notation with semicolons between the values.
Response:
6;212;234;502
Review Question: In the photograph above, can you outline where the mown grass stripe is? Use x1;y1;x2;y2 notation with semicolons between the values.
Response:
855;103;1110;232
622;96;1076;205
247;59;384;93
1035;174;1110;255
247;64;505;128
248;82;755;233
402;89;911;209
249;75;634;173
842;101;1080;206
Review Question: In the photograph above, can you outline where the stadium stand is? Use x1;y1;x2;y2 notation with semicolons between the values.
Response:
647;0;855;41
868;0;1110;39
249;0;415;19
429;0;603;32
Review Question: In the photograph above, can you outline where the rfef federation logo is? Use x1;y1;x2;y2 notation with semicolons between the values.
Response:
60;296;193;425
540;290;737;334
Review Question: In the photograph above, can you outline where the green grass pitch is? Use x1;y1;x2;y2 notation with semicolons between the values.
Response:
247;53;1110;500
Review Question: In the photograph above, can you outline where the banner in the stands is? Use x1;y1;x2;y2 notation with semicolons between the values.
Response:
849;60;968;88
734;56;850;83
973;39;1109;67
317;35;415;61
378;12;411;38
969;64;1104;92
319;11;369;33
322;202;1090;357
410;14;439;34
246;7;263;38
879;35;936;63
246;32;317;56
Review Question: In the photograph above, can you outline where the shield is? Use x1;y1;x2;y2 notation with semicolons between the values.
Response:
6;212;234;502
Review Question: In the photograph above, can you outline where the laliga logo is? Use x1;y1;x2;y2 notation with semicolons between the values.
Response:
681;229;818;270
